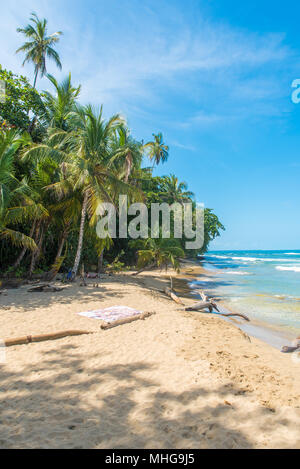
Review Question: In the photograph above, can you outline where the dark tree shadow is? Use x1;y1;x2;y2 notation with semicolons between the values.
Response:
0;343;270;449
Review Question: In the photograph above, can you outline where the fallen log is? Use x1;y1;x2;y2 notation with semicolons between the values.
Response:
191;290;249;321
28;284;64;293
164;287;185;305
185;301;215;313
101;311;155;330
281;346;300;354
4;330;93;347
185;302;249;321
281;336;300;353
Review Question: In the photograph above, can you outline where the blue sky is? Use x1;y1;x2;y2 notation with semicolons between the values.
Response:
1;0;300;250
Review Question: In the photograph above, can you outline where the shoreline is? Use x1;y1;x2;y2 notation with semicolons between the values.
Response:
0;264;300;448
178;259;298;350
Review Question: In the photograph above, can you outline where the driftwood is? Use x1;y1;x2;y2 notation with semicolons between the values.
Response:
281;336;300;353
4;330;92;347
281;346;300;354
28;284;64;293
185;301;217;313
185;302;250;321
186;290;250;321
218;312;250;322
164;287;184;305
101;311;155;330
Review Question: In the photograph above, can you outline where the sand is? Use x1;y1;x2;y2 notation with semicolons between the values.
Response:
0;264;299;449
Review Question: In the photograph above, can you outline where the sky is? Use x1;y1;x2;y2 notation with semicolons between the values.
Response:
1;0;300;250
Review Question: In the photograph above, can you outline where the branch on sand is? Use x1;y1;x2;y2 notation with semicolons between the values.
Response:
4;330;93;347
186;290;250;321
101;311;155;330
164;287;184;305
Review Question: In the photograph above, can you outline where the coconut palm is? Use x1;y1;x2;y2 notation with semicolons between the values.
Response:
42;74;81;129
16;12;62;89
0;129;38;251
161;174;194;205
131;237;184;275
144;133;169;169
109;126;143;183
35;105;134;276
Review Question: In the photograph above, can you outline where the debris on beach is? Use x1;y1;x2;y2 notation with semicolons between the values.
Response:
27;284;64;293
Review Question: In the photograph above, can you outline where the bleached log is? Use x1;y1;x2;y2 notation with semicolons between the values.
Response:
185;301;215;312
4;330;92;347
101;311;155;330
164;287;185;305
185;299;250;321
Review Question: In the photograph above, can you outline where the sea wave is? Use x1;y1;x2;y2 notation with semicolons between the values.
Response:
223;271;251;276
211;255;294;263
276;265;300;273
208;255;228;259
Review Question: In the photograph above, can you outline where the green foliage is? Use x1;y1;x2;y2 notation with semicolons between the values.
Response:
0;12;225;277
16;12;62;87
130;237;185;273
0;68;45;133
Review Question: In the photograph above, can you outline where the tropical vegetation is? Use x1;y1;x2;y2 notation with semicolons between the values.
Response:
0;13;224;278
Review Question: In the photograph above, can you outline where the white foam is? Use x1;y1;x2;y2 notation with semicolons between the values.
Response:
209;255;228;259
223;271;251;276
276;266;300;273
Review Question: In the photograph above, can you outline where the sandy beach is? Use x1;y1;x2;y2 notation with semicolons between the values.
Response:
0;263;300;449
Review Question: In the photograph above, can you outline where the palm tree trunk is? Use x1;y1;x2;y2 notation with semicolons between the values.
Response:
13;221;36;270
98;249;104;275
132;262;157;276
47;223;70;281
33;69;39;89
55;225;70;262
29;222;45;278
28;221;41;278
73;191;89;277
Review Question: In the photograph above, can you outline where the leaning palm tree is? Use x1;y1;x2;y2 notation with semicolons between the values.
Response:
144;133;169;169
16;12;63;88
131;238;185;276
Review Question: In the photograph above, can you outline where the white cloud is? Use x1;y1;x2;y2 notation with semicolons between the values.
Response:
0;0;296;125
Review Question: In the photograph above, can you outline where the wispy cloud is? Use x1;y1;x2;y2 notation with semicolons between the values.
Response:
0;0;297;125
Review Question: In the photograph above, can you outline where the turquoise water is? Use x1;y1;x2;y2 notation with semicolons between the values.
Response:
196;250;300;338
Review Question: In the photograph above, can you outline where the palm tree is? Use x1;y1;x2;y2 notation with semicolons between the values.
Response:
16;12;63;89
0;129;38;252
161;175;194;205
144;133;169;169
109;126;143;183
42;74;81;129
33;105;132;276
131;238;184;276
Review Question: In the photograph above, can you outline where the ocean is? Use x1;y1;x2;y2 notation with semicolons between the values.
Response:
196;250;300;343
